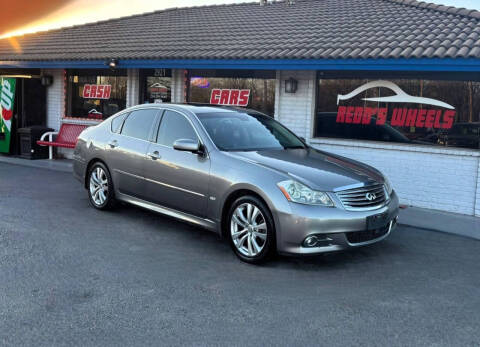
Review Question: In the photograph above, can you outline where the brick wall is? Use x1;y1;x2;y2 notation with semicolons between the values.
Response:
171;69;185;103
274;70;316;139
476;161;480;217
126;69;140;108
274;70;480;217
43;69;64;131
311;139;480;216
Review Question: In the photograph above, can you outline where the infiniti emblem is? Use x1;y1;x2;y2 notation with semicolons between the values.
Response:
365;192;377;201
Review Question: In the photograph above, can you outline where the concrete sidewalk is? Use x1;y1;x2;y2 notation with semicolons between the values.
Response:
0;155;73;173
398;206;480;240
1;154;478;240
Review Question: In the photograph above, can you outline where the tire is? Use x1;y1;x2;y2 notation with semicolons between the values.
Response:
227;195;275;264
87;162;116;210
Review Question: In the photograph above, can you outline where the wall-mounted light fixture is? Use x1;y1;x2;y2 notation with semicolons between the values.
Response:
41;75;53;86
285;77;298;93
106;58;118;70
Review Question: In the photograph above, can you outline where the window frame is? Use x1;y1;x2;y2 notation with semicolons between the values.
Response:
110;111;130;134
65;68;128;120
119;108;161;142
155;109;201;148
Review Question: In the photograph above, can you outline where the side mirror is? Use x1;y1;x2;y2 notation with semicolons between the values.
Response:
173;139;200;153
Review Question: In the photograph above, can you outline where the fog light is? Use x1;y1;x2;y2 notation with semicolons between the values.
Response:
303;234;334;248
303;235;320;247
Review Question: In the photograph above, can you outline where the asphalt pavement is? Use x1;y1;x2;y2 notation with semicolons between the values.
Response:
0;162;479;346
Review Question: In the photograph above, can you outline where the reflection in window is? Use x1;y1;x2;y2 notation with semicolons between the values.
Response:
188;76;275;115
140;69;172;104
66;70;127;120
315;78;480;150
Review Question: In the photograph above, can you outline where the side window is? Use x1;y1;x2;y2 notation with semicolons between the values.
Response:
157;110;198;147
111;113;128;133
121;109;158;141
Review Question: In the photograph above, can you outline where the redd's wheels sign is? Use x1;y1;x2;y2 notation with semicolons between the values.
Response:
82;84;112;99
0;78;16;154
335;80;456;129
210;89;250;106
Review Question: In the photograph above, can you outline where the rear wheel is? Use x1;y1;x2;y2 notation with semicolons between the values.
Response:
88;162;116;210
228;196;275;264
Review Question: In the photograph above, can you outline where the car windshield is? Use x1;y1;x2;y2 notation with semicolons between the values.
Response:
196;111;306;151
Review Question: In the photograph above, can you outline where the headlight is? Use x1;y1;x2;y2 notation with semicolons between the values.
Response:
277;180;334;206
383;176;393;195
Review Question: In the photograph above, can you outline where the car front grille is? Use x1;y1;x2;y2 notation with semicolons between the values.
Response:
336;183;388;211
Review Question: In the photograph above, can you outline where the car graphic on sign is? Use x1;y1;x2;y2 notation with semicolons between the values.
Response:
337;80;455;110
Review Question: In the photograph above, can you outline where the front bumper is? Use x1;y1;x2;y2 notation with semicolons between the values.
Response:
275;191;400;256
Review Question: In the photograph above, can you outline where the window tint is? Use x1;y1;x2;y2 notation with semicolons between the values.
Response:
157;110;198;146
196;112;305;151
121;109;158;141
111;113;128;133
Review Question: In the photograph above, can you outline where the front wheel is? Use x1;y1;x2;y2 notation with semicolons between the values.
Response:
228;196;275;264
87;162;116;210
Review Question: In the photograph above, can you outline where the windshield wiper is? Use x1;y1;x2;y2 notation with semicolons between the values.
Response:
284;145;305;149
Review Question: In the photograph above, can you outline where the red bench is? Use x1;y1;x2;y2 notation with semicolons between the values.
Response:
37;123;88;159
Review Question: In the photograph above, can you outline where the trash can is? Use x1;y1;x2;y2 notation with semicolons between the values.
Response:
17;126;54;160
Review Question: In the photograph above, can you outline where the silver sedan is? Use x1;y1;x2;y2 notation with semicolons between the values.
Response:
73;104;399;264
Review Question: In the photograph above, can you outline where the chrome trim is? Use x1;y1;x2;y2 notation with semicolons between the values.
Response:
113;169;204;197
116;192;217;232
346;220;394;247
143;177;205;197
336;184;389;211
113;169;144;180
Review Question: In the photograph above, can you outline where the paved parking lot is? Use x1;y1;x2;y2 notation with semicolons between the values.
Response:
1;162;479;346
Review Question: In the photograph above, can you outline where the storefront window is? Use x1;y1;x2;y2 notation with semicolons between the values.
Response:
187;70;275;115
140;69;172;104
66;69;127;120
315;76;480;150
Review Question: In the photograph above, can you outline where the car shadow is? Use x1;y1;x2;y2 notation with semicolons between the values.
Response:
97;200;405;271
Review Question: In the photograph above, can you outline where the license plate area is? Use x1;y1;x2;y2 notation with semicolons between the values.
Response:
366;212;391;231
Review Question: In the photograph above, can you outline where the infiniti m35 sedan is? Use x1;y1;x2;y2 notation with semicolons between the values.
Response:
73;104;399;263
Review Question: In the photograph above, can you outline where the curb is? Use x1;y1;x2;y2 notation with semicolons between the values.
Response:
398;207;480;240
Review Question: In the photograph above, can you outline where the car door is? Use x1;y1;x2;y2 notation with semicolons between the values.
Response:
143;109;210;217
106;108;160;199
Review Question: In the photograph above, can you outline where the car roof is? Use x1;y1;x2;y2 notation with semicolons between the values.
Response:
125;103;245;115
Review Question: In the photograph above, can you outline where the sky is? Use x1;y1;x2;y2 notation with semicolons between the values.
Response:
1;0;479;38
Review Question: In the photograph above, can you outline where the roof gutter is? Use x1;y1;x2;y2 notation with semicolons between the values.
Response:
1;58;480;72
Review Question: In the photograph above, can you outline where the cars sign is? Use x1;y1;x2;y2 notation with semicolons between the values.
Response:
210;89;250;106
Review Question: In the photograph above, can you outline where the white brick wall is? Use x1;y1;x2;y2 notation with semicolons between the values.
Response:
126;69;140;108
43;69;64;131
476;161;480;217
311;139;480;216
274;70;316;139
171;69;185;103
275;69;480;217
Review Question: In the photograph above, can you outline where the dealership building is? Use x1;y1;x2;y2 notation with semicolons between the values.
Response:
0;0;479;216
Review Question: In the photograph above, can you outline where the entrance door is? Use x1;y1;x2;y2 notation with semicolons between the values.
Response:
143;109;210;217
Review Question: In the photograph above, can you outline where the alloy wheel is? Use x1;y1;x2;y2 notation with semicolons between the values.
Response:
89;167;109;206
230;202;268;257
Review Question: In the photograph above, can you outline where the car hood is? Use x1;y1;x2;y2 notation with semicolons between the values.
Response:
226;148;384;191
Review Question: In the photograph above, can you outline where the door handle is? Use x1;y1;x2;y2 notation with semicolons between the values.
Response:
147;151;161;160
108;140;118;148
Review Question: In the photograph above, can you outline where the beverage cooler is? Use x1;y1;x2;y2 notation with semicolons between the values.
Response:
0;74;47;157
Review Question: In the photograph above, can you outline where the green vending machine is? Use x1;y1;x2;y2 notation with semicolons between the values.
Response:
0;78;16;153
